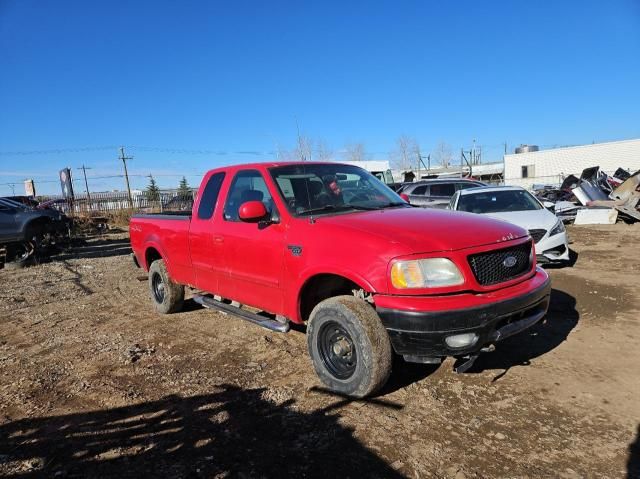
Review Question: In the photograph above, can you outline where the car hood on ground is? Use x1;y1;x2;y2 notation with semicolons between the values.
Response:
482;209;558;232
316;207;528;254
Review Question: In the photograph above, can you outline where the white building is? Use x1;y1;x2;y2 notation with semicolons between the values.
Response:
504;138;640;188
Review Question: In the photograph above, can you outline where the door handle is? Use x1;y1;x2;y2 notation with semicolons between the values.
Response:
214;236;224;244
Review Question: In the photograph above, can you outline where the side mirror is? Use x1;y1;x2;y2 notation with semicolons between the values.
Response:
543;201;555;211
238;201;268;222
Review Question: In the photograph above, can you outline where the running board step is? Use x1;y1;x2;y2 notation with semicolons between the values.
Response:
193;295;290;333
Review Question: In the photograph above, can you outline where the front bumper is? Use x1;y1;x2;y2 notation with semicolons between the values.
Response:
537;231;570;262
376;270;551;359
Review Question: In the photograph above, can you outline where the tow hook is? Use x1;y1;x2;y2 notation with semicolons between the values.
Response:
453;344;496;373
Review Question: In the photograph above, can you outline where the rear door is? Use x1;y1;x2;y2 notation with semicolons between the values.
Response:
189;172;226;292
426;182;456;208
219;169;285;314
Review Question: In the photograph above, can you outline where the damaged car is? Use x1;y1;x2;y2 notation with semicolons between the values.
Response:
0;197;70;269
448;186;569;263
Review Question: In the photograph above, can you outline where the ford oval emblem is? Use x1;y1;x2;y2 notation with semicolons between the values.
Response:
503;256;517;268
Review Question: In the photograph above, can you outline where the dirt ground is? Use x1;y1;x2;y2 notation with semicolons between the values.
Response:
1;225;639;478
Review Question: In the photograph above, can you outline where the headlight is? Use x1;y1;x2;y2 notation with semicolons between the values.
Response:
549;219;565;236
391;258;464;289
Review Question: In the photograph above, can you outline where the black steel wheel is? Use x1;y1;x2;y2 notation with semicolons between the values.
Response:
307;295;392;398
317;321;357;380
151;271;166;303
148;259;185;314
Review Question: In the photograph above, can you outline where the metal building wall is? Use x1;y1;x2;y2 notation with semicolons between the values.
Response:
503;138;640;188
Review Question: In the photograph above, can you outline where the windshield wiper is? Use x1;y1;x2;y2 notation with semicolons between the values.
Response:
298;204;376;216
378;201;410;208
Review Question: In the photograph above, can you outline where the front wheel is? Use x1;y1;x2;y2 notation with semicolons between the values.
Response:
148;259;184;314
307;295;392;398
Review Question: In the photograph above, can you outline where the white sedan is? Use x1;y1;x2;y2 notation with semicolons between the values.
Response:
448;186;570;263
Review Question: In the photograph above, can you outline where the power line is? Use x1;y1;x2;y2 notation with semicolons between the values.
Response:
0;146;118;156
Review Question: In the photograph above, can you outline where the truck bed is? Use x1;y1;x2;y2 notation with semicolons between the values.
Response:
129;213;194;285
131;212;191;220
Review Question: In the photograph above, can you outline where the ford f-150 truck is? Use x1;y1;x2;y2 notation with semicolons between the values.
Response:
130;162;551;397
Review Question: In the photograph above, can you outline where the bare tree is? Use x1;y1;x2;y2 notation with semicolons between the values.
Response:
432;141;453;168
344;143;367;162
276;144;297;162
392;135;419;170
314;140;333;161
295;135;313;161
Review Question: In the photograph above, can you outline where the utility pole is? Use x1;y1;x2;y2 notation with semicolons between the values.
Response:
119;147;134;209
78;164;92;210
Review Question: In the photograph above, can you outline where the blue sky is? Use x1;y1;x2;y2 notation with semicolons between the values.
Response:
1;0;639;195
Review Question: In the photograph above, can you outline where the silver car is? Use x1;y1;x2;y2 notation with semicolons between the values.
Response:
399;179;486;208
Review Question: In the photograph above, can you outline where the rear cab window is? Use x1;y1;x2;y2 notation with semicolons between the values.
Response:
197;172;225;220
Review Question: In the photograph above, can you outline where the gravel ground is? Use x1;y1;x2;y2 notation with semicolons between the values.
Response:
0;225;639;478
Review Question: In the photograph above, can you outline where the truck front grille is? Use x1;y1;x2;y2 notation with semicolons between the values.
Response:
468;241;532;286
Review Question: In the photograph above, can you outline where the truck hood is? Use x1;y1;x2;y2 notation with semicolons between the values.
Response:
316;207;528;254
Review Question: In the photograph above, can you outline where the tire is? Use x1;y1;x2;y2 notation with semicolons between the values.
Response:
307;295;393;398
148;259;184;314
4;242;35;270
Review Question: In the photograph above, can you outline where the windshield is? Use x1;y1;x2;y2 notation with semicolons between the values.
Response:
457;190;542;213
269;163;407;216
0;198;30;210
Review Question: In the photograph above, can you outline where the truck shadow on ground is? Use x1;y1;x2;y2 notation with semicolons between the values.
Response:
466;288;579;381
0;385;405;479
629;425;640;479
47;238;132;262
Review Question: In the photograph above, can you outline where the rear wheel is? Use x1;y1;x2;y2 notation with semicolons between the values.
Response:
307;295;392;398
148;259;184;314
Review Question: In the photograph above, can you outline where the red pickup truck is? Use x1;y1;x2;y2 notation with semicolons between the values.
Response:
130;162;551;397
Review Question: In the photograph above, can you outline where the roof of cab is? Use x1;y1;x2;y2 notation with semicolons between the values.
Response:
204;161;363;174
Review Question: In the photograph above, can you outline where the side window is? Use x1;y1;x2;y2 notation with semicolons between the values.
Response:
456;182;478;190
224;170;275;222
429;183;455;197
197;172;225;220
411;185;427;195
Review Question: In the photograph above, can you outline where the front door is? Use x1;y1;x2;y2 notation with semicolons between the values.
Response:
0;203;17;243
219;169;285;314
